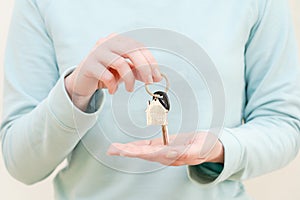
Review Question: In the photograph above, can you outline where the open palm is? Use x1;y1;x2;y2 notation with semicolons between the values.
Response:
107;132;224;166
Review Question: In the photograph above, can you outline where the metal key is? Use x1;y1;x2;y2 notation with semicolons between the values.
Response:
153;91;170;145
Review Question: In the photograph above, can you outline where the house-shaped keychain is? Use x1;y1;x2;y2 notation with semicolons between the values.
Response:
146;98;168;126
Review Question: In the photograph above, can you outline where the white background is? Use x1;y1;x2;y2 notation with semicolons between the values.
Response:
0;0;300;199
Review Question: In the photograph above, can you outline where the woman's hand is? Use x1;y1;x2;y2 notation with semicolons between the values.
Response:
65;33;162;111
107;132;224;166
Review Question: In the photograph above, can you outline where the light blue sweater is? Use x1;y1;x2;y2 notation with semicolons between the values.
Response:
1;0;300;199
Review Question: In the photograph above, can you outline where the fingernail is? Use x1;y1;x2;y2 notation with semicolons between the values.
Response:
107;145;119;155
147;74;153;84
166;151;178;159
154;69;162;80
127;84;134;92
108;88;114;95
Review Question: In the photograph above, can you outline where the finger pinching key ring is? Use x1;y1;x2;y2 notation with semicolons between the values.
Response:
145;74;170;145
145;74;170;97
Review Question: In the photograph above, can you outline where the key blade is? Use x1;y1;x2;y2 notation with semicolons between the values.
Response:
162;125;169;145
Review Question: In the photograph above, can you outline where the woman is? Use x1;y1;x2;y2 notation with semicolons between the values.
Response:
1;0;300;199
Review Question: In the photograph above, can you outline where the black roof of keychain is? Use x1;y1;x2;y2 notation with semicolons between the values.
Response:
153;91;170;111
145;74;170;111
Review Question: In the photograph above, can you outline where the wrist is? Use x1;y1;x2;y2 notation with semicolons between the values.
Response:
64;74;93;112
64;73;74;98
207;140;224;163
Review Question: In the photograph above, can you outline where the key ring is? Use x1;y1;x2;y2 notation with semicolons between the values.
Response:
145;74;169;98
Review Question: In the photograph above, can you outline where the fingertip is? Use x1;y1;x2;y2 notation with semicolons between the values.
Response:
151;68;161;82
127;87;134;93
147;74;153;84
108;79;119;95
108;87;115;95
107;88;113;94
125;79;135;92
153;76;163;82
107;144;120;156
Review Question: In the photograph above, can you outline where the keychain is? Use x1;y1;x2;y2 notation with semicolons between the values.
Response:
145;74;170;145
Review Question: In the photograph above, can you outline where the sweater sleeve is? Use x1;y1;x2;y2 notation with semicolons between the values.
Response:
0;0;105;185
188;0;300;185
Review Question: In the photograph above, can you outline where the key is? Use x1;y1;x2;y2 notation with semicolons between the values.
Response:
145;73;170;145
153;91;170;145
146;91;170;145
